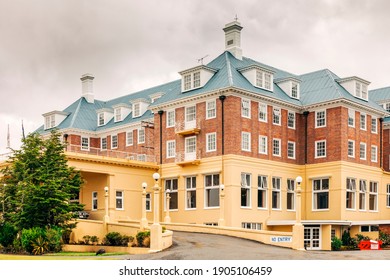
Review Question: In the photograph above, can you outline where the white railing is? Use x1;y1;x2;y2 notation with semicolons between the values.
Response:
175;150;201;163
66;145;156;163
175;119;201;133
0;152;13;162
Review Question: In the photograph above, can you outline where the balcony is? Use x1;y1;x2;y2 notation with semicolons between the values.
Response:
175;120;201;136
0;152;13;163
66;145;156;163
175;151;201;166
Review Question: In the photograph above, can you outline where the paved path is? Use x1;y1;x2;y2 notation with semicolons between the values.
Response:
125;231;390;260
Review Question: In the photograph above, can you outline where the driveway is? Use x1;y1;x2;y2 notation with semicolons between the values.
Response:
125;231;390;260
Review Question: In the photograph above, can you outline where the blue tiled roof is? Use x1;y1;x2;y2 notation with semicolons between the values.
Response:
369;87;390;102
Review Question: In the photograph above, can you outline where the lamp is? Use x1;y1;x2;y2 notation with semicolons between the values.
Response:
153;172;160;181
142;182;147;190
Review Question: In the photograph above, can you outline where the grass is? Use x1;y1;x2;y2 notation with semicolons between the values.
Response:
0;252;127;260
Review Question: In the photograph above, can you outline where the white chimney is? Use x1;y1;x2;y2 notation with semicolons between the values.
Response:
81;73;94;103
223;20;243;60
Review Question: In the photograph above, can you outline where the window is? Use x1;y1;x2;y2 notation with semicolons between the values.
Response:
258;103;267;122
98;112;105;126
256;70;272;90
137;154;146;162
288;111;295;129
241;173;251;208
138;128;145;144
101;137;107;150
313;178;329;210
165;178;178;210
184;74;191;91
193;71;200;88
146;193;151;211
257;175;267;208
387;184;390;208
348;140;355;158
241;132;251;152
205;174;220;208
272;107;281;125
185;136;196;160
273;139;281;156
185;106;196;123
272;177;281;210
92;192;98;211
287;179;295;210
346;178;356;210
114;108;122;122
259;135;267;154
361;225;379;232
355;82;368;100
241;98;250;118
126;131;133;146
360;113;366;130
133;103;141;118
206;100;216;119
81;137;89;151
185;176;196;209
384;103;390;113
242;223;262;230
45;115;55;129
348;109;355;127
359;180;367;210
371;145;378;163
116;191;124;210
206;133;216;152
167;110;175;128
371;118;377;134
360;142;366;160
287;141;295;159
111;134;118;149
166;140;176;158
291;82;299;99
315;110;326;128
315;140;326;158
369;181;378;211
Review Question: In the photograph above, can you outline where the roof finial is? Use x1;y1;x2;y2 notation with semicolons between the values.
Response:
234;14;238;21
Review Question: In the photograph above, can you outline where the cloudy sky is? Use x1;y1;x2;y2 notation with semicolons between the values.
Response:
1;0;390;153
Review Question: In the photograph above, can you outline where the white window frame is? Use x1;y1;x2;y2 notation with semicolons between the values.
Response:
101;137;107;151
126;131;133;146
291;82;299;99
369;181;378;212
185;105;196;123
183;74;191;91
256;70;273;91
164;178;178;211
348;109;355;127
371;117;377;134
371;145;378;163
315;140;326;158
241;173;251;208
133;103;141;118
185;176;197;210
287;111;295;129
241;98;251;118
259;135;268;155
45;115;55;129
114;107;122;122
98;112;105;126
387;184;390;208
359;180;367;211
138;128;145;144
81;136;90;151
272;177;281;210
360;113;366;130
257;175;268;209
346;178;356;210
315;110;326;128
92;191;98;211
287;179;295;211
272;107;281;125
166;110;175;128
193;71;201;88
206;100;216;119
204;174;220;209
287;141;296;159
312;178;329;211
115;190;124;210
111;134;118;149
273;138;281;157
258;103;268;122
166;140;176;159
241;132;251;152
348;140;355;158
146;193;151;212
360;142;366;160
206;132;217;152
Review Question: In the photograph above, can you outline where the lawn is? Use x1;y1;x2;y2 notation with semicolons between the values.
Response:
0;252;127;260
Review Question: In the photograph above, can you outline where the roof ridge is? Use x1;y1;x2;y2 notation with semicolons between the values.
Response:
224;52;234;86
69;98;84;128
324;69;343;99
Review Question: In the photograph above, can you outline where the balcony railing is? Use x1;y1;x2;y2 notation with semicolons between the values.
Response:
175;120;201;135
0;152;13;162
66;145;156;163
175;150;201;166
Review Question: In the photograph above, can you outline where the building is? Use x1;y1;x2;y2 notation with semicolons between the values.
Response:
33;20;390;250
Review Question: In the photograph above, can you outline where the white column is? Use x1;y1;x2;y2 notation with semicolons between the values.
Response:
218;184;225;226
164;189;171;223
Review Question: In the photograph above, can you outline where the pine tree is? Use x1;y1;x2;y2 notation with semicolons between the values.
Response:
0;130;83;231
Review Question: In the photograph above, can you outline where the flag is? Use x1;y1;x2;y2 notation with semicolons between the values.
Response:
22;120;25;140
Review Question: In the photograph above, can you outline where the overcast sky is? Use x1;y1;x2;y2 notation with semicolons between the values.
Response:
1;0;390;153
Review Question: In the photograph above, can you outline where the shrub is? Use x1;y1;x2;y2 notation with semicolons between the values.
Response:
331;237;342;251
103;232;133;246
379;231;390;247
46;227;63;252
136;231;150;247
83;235;91;245
90;235;99;244
20;227;46;254
31;236;48;255
0;222;17;248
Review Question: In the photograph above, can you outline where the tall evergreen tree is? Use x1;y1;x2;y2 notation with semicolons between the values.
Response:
0;130;83;230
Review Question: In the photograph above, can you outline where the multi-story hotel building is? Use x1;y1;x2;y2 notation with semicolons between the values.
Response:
33;20;390;250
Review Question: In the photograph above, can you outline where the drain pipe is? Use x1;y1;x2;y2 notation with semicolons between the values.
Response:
158;110;164;165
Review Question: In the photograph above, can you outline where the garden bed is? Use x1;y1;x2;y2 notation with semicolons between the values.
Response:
62;244;150;255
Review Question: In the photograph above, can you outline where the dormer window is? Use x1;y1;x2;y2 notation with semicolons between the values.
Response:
239;65;275;92
130;98;150;119
114;107;122;122
255;70;272;90
42;111;69;130
96;108;114;127
179;65;217;93
45;115;55;129
337;76;370;101
98;112;105;126
274;77;301;99
291;82;299;98
112;103;132;122
133;103;141;118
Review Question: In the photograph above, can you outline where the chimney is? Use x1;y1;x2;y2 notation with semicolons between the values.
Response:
223;20;243;60
80;73;94;103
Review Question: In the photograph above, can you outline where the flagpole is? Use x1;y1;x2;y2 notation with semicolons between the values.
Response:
6;124;10;149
